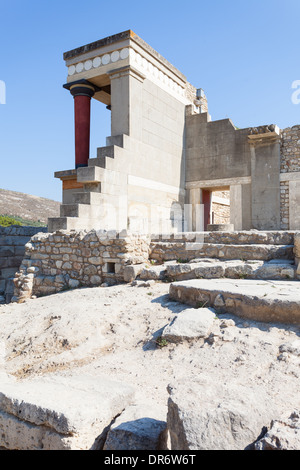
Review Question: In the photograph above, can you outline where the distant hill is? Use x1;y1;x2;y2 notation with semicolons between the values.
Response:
0;189;60;226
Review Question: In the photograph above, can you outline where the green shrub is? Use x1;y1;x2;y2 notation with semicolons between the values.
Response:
0;215;23;227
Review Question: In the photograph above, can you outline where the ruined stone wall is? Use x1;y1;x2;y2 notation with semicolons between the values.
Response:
13;230;150;302
280;126;300;230
212;190;230;224
212;202;230;224
149;231;295;263
0;226;47;303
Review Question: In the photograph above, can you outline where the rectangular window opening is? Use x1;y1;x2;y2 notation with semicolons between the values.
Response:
107;262;116;274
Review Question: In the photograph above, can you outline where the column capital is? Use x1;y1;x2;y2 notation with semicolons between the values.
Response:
108;65;146;83
63;79;100;98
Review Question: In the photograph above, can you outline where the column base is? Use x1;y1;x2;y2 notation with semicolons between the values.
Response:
75;163;88;169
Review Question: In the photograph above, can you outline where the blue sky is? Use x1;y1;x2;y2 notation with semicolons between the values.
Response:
0;0;299;202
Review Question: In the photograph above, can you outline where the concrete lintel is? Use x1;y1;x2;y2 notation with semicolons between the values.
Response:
280;171;300;182
186;176;251;190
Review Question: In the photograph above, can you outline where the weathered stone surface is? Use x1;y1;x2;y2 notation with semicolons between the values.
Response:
255;411;300;450
167;380;277;450
123;264;145;283
139;265;166;281
151;242;294;264
162;308;216;343
152;231;295;246
194;263;225;279
13;230;150;301
104;404;168;450
166;262;225;280
0;375;135;450
169;279;300;325
294;232;300;257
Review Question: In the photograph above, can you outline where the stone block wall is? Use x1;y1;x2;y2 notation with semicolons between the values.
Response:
212;190;230;224
149;231;295;263
281;126;300;173
280;126;300;230
13;230;150;302
0;226;47;303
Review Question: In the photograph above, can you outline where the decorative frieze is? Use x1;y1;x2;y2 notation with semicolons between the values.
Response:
68;48;130;76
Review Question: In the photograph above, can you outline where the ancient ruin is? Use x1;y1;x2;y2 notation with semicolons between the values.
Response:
47;30;300;234
1;30;300;451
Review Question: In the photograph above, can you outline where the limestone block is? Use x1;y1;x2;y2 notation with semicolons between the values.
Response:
167;380;277;450
294;232;300;258
255;411;300;450
0;375;135;450
68;279;80;289
104;404;168;450
139;265;167;281
162;308;216;343
194;263;225;279
123;264;145;283
169;279;300;325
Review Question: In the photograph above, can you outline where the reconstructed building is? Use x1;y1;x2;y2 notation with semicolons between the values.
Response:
48;30;300;234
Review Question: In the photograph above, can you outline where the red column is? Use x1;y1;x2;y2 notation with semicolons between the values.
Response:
69;83;95;168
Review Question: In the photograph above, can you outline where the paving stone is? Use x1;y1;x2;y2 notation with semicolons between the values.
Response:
169;279;300;325
162;308;216;342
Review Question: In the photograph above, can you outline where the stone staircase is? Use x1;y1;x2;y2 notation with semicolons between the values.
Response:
146;231;297;282
143;231;300;325
48;135;129;232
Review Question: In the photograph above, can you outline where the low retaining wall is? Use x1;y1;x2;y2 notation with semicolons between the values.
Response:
11;229;300;303
13;230;150;302
0;226;47;303
149;231;295;263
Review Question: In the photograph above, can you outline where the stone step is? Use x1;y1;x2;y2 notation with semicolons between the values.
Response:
150;242;294;262
151;231;295;246
87;145;118;170
72;192;103;205
88;156;106;168
106;134;130;149
106;134;125;148
97;145;117;159
60;203;103;219
164;259;296;281
89;145;127;172
48;216;103;232
137;259;297;282
169;279;300;325
77;166;102;183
